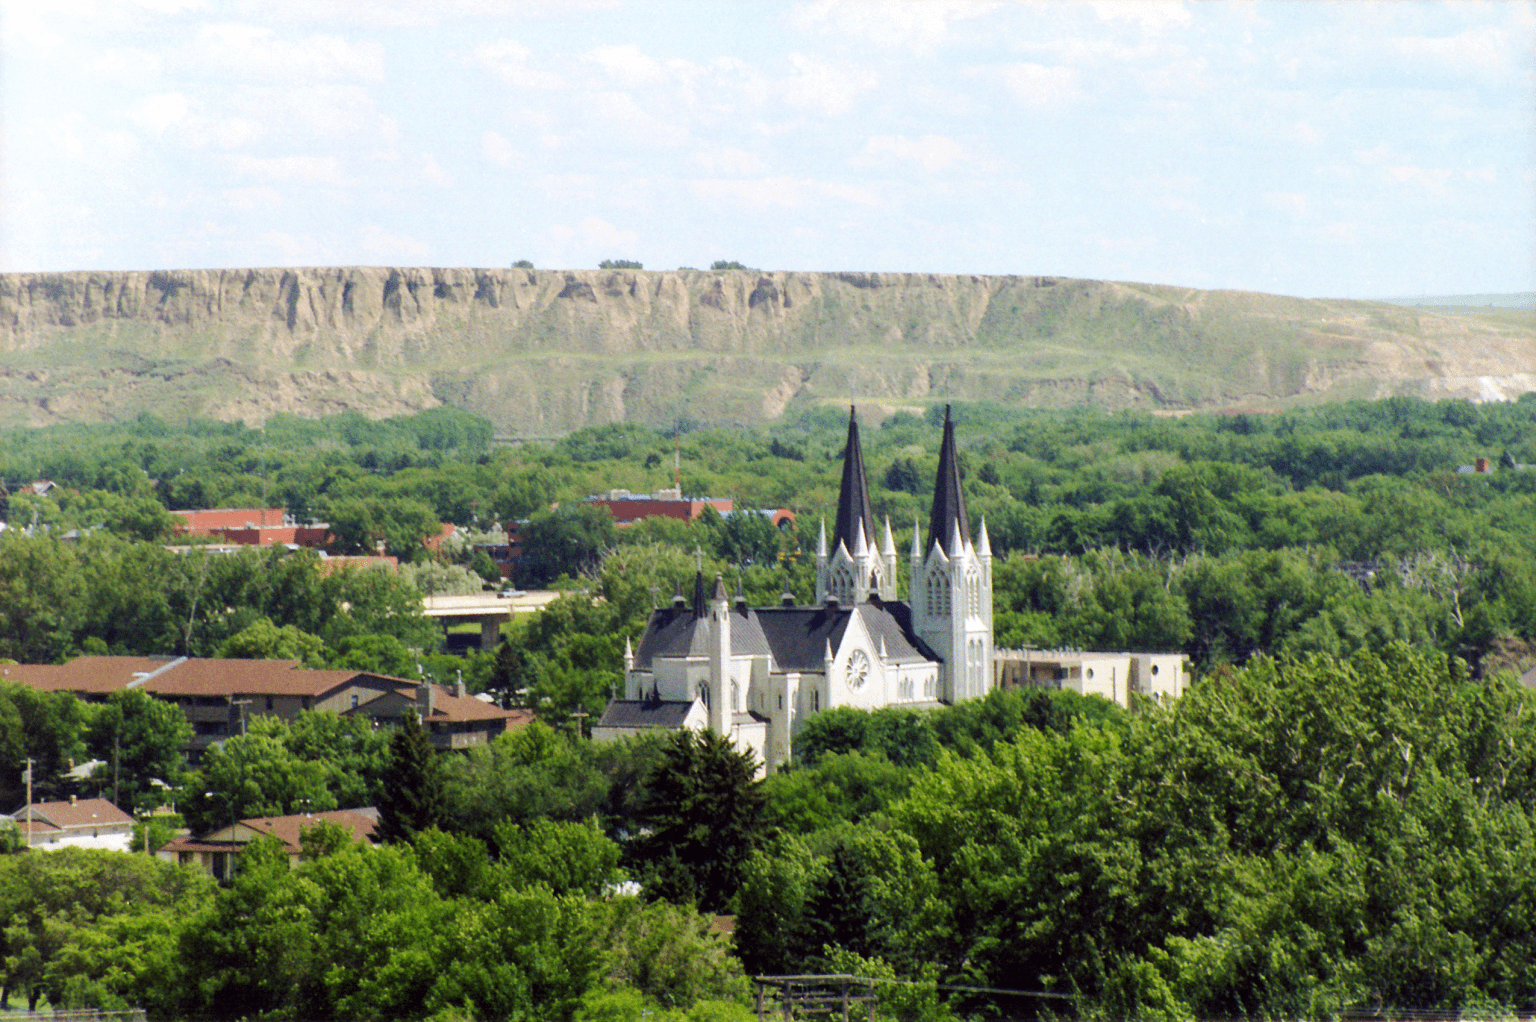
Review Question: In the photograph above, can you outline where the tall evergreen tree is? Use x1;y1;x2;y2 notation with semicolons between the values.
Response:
632;729;767;913
375;712;444;844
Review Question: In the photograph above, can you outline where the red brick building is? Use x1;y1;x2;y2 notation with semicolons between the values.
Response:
171;508;330;548
580;488;734;524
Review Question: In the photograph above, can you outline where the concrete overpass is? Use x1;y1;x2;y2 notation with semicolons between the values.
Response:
421;591;562;650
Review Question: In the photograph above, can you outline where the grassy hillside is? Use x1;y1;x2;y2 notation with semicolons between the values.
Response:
1;268;1531;436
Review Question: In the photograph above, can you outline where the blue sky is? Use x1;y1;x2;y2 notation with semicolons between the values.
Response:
2;0;1532;298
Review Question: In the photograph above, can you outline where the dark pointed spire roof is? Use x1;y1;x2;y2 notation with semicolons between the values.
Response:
834;405;877;555
926;404;971;556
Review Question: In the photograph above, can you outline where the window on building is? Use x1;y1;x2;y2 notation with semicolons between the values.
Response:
350;694;360;709
266;696;274;711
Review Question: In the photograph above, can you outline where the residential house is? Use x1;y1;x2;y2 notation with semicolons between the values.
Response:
344;681;536;751
4;657;533;761
157;808;377;879
4;797;135;852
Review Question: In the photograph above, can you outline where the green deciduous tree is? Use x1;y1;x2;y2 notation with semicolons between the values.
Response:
185;723;338;832
84;689;191;809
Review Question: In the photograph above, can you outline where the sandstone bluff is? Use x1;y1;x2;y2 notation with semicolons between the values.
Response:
2;267;1531;436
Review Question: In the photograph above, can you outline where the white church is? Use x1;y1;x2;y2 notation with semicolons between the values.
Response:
592;406;993;774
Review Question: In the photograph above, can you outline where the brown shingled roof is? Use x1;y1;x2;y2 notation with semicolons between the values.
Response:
12;798;134;830
235;809;378;850
3;657;179;694
142;659;338;698
4;655;422;702
427;686;536;724
159;808;378;856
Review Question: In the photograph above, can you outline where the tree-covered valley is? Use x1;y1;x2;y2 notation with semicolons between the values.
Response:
2;394;1536;1020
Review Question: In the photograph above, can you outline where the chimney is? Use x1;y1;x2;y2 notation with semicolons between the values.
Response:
70;794;77;805
416;683;435;719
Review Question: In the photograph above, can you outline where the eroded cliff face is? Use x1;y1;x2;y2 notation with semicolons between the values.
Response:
1;267;1530;435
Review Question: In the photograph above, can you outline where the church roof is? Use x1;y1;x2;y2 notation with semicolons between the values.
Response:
632;601;774;666
926;404;971;556
632;598;937;672
833;407;877;555
596;699;699;729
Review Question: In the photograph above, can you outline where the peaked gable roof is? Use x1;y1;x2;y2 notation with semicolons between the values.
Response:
11;798;134;829
633;595;940;674
161;808;378;855
632;601;774;667
833;407;877;555
926;404;971;556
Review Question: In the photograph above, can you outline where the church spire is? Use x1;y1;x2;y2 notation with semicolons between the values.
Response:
833;405;877;558
926;404;971;556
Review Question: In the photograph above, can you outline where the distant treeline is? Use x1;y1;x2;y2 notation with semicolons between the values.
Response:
2;395;1534;678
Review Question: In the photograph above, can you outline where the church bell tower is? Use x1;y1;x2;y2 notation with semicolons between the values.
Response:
817;407;898;605
910;406;993;701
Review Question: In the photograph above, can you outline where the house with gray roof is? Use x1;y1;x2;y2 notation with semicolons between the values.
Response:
593;406;993;774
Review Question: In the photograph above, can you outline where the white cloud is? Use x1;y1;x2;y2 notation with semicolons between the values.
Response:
1392;24;1516;80
358;225;430;262
1286;120;1321;146
221;186;284;212
255;229;333;265
1088;1;1192;33
993;63;1081;108
482;131;521;168
219;84;398;149
420;155;454;188
187;23;385;83
780;54;878;119
789;0;997;55
586;89;689;148
472;39;565;90
128;92;190;134
1321;222;1359;244
547;216;639;254
225;154;351;186
856;135;969;174
1265;192;1310;217
582;44;668;88
1354;144;1396;166
689;176;887;212
1385;165;1453;195
690;145;767;176
1134;56;1210;96
91;46;163;79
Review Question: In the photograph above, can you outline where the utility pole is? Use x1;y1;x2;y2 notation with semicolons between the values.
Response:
23;758;33;850
231;698;253;735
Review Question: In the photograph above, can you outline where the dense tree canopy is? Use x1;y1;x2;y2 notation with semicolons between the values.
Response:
4;398;1536;1018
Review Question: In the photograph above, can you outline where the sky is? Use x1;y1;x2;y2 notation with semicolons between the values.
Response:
2;0;1533;299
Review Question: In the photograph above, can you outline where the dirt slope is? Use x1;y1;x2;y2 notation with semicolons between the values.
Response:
1;267;1530;435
